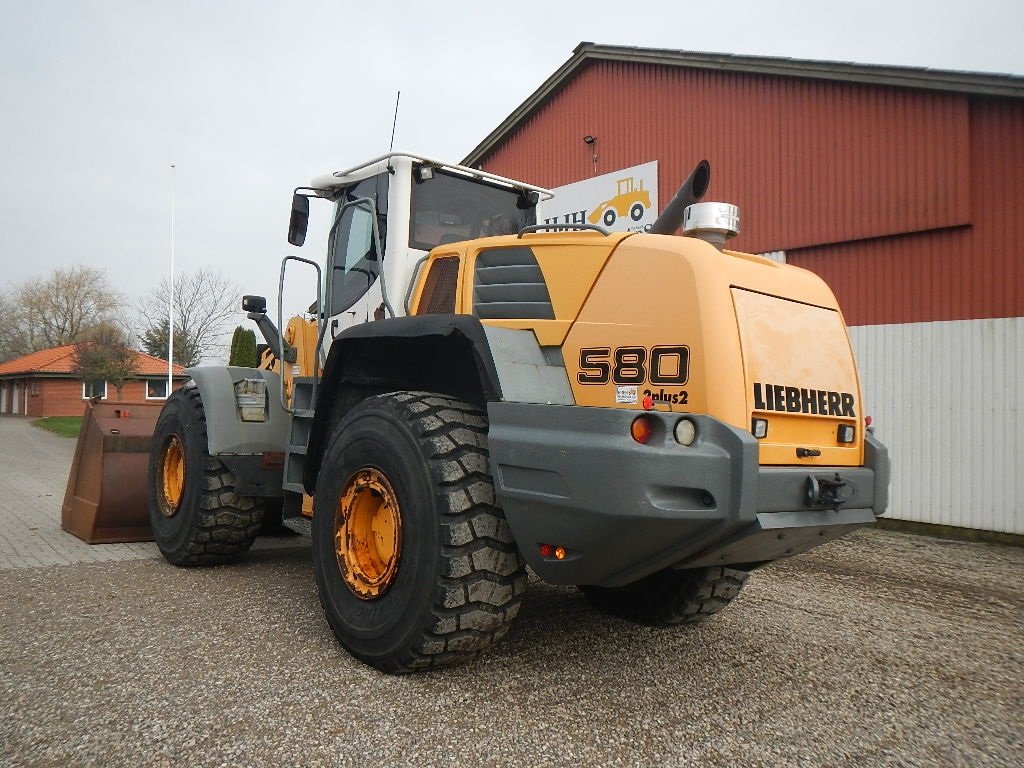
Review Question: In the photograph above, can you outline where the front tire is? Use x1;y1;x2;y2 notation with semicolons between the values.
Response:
312;391;526;673
148;387;264;566
582;566;749;625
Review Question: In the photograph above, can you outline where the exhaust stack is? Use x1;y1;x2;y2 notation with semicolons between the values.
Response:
648;160;711;235
682;202;740;249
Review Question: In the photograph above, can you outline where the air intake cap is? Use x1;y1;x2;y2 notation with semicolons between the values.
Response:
682;202;740;249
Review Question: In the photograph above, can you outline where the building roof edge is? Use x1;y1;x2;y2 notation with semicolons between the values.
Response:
462;43;1024;167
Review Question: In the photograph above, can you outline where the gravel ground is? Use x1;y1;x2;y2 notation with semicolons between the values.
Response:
1;527;1021;767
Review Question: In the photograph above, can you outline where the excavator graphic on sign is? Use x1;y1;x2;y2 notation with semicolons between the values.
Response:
587;176;652;227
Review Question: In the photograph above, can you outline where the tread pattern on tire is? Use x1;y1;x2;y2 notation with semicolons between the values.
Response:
583;565;749;626
381;391;526;671
161;387;263;566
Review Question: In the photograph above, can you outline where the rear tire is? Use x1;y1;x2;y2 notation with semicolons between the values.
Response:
148;387;264;566
582;566;749;625
312;391;526;673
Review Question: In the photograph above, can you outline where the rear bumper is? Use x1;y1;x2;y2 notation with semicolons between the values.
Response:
487;402;889;587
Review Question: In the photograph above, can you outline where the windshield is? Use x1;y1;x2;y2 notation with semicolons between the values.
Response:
409;166;536;250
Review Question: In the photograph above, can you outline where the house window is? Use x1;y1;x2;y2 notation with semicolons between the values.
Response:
146;379;169;400
30;382;40;396
82;380;107;400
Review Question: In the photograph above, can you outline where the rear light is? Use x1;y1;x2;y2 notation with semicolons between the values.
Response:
539;543;568;560
673;418;696;446
751;417;768;439
630;416;654;444
837;424;856;443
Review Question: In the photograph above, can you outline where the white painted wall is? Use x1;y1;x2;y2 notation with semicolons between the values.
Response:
849;318;1023;534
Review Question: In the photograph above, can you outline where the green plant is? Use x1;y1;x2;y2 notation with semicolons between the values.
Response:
228;326;258;367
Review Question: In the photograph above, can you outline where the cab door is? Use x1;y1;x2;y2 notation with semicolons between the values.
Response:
324;196;385;348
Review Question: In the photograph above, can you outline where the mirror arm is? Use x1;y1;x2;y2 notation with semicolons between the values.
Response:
247;311;296;364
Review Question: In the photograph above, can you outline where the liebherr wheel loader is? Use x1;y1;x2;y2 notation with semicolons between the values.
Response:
146;153;889;673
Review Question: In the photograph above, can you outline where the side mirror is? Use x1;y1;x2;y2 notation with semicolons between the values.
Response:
242;295;267;314
288;193;309;246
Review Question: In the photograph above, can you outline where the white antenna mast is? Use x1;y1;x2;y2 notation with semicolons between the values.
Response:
168;163;176;394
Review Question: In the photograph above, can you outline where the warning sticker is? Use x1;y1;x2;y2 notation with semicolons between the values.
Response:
615;386;638;404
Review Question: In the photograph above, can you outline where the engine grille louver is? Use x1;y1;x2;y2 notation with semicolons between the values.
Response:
473;247;555;320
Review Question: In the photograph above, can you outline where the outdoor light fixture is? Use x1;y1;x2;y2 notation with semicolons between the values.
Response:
582;135;598;174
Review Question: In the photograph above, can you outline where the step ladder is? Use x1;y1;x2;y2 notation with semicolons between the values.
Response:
283;377;316;502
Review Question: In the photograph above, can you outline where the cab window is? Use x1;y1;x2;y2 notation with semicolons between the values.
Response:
326;173;388;315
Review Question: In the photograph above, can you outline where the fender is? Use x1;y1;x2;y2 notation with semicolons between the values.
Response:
184;366;291;496
303;315;503;492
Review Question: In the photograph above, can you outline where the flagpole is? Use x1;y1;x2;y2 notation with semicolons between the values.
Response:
168;163;176;394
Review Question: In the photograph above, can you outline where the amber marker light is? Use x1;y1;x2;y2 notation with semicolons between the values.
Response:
554;547;567;560
630;416;655;444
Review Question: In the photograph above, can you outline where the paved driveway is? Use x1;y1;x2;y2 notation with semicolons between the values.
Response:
0;416;159;568
0;416;299;569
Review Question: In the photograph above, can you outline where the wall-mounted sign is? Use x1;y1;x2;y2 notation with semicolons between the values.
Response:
539;161;659;233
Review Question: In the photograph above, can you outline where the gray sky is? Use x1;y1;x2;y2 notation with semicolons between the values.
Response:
2;0;1022;325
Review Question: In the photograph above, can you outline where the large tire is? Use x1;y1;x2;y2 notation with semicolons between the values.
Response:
582;566;749;625
312;391;526;673
148;387;264;566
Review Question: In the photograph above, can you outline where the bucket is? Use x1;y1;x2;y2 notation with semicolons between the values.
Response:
61;400;164;543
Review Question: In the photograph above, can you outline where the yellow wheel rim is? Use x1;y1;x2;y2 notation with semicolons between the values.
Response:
336;468;402;600
160;435;185;517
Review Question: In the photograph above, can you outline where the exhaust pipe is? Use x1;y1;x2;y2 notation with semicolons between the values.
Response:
648;160;711;235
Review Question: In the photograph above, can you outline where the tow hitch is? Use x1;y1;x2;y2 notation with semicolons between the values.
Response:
807;473;853;510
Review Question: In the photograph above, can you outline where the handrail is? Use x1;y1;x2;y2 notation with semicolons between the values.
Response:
315;151;554;200
404;255;431;315
277;255;322;414
517;223;610;237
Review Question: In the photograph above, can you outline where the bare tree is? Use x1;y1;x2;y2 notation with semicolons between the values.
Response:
0;266;122;363
20;266;122;347
73;321;139;401
135;269;241;367
0;290;31;362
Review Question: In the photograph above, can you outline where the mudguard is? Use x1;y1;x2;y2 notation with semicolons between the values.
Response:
184;367;290;455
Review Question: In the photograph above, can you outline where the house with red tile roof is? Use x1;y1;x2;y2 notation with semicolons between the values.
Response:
0;344;188;417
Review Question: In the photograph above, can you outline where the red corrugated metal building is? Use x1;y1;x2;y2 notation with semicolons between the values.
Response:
464;44;1024;535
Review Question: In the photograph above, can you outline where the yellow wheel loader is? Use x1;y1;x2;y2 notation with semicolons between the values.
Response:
137;153;888;673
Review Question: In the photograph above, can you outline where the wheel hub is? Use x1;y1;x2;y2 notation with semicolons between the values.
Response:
336;468;402;599
159;434;185;518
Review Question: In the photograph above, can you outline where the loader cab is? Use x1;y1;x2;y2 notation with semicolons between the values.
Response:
294;153;550;345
